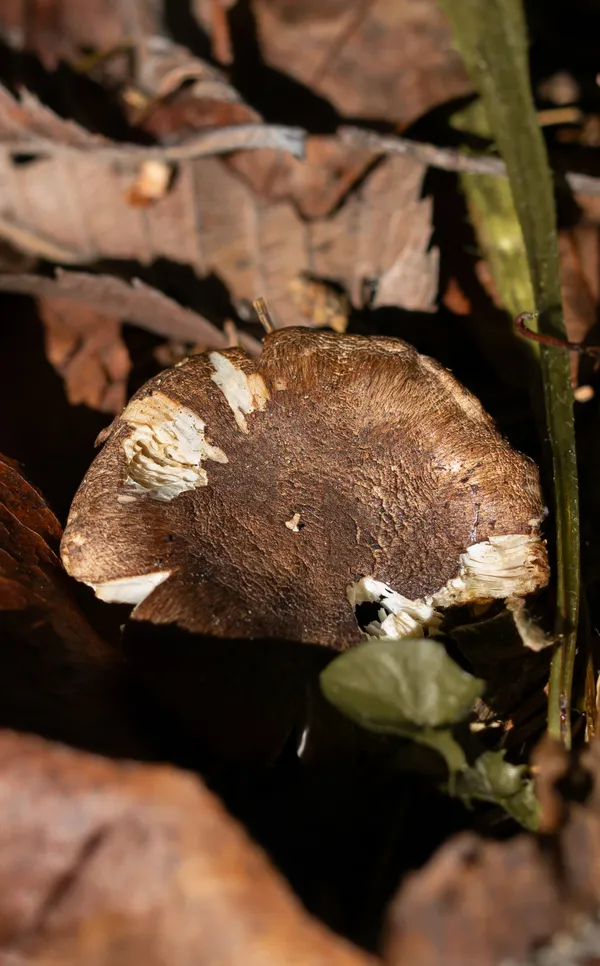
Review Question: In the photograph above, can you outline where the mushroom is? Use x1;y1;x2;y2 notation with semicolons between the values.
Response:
61;327;549;648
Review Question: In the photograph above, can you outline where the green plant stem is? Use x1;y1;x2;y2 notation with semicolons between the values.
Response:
438;0;580;746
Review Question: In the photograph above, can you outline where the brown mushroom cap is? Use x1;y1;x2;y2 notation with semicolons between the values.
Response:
61;328;549;649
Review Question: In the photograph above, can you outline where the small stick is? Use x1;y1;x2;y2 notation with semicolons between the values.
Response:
253;297;275;334
515;311;600;358
224;318;240;347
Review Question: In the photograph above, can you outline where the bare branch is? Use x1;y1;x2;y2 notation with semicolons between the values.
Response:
3;123;306;162
340;126;600;198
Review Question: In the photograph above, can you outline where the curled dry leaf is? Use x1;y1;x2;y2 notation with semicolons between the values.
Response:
39;297;131;413
250;0;471;127
0;110;437;319
0;730;374;966
0;270;262;356
0;456;143;756
116;34;377;222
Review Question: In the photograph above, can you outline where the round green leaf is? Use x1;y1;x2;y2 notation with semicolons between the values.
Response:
320;637;484;731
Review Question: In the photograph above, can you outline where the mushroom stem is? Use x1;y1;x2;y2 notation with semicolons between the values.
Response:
254;297;276;334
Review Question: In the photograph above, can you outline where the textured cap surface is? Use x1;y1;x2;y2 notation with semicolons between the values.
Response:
61;328;549;648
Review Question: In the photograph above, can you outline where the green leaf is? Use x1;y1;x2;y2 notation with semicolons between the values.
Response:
454;750;540;831
319;637;472;774
438;0;580;746
320;637;484;731
321;640;537;828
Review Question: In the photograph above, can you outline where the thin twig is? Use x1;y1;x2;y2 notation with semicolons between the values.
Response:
2;124;306;163
5;108;600;195
253;297;276;334
339;126;600;197
515;311;600;357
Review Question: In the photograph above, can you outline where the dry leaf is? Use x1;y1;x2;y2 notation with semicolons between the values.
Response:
39;298;131;413
0;730;375;966
0;83;304;162
0;139;437;322
561;740;600;914
385;833;563;966
384;736;600;966
442;277;472;316
250;0;471;128
0;270;262;356
134;71;377;220
289;275;350;332
0;456;144;755
229;137;377;219
0;83;108;150
135;38;259;132
124;42;374;221
0;0;158;70
531;734;569;834
558;227;600;389
120;38;378;219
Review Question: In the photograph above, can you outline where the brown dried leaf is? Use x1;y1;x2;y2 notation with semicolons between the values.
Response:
0;145;438;320
473;224;600;391
558;227;600;389
0;270;261;356
39;298;131;413
442;277;472;316
135;38;259;132
212;135;376;220
124;38;373;223
385;833;563;966
134;72;376;220
0;83;108;149
289;275;350;332
121;39;377;219
0;0;158;70
310;156;438;312
0;730;375;966
383;737;600;966
0;456;143;755
559;740;600;913
0;83;304;162
531;733;569;834
250;0;471;128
